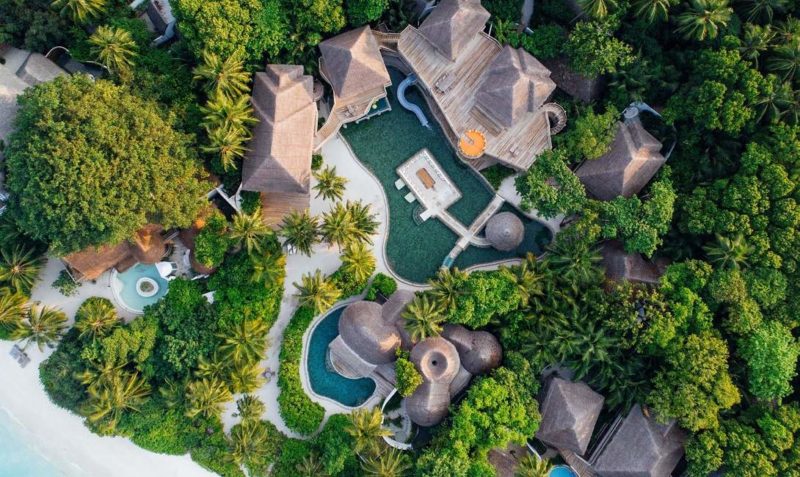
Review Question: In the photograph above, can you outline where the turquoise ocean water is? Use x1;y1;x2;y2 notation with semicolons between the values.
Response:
0;408;67;477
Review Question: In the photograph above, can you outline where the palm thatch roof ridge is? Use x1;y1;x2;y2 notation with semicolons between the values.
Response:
418;0;490;61
319;26;391;100
535;377;604;455
242;64;317;195
475;46;556;129
576;117;665;200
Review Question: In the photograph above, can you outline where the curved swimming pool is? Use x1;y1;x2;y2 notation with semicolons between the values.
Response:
306;307;376;407
111;263;169;314
550;465;577;477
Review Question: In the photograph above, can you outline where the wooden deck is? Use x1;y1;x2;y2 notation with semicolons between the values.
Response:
398;27;552;170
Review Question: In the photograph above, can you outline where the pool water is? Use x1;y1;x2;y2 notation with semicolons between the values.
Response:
306;307;376;407
550;465;577;477
112;263;169;314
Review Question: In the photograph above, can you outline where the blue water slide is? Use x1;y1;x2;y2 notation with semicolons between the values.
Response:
397;74;431;129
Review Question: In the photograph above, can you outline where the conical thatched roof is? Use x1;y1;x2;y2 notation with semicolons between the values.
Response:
601;240;662;284
130;224;167;264
475;46;556;129
319;26;391;100
407;337;461;426
535;377;604;455
442;324;502;375
242;65;317;196
591;405;686;477
339;300;402;365
418;0;490;61
382;289;416;348
485;212;524;252
576;118;665;200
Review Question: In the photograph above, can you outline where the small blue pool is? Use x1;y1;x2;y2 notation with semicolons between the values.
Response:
306;307;376;407
112;263;169;314
550;465;577;477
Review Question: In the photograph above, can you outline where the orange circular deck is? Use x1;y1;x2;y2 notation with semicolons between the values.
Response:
458;129;486;160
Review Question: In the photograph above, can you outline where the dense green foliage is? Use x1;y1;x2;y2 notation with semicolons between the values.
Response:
365;272;398;301
4;75;208;254
0;0;69;51
516;149;587;218
194;211;233;269
394;354;423;397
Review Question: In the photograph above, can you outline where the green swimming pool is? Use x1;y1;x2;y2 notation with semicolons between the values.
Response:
340;68;552;283
306;306;376;407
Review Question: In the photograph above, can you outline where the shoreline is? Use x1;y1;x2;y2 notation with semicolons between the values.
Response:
0;341;216;477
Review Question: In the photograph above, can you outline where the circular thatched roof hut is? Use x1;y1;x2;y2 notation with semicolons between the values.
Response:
407;337;461;427
442;324;502;375
485;212;524;252
339;301;401;365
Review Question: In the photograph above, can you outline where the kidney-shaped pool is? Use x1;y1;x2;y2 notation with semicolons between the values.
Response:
306;306;376;407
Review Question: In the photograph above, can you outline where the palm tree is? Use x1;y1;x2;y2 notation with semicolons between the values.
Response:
193;49;251;99
249;249;286;285
775;16;800;44
236;394;265;423
502;257;543;308
185;378;233;419
736;0;787;23
196;352;228;381
230;210;270;255
675;0;733;41
313;165;348;201
768;40;800;83
74;297;119;342
346;407;391;458
12;304;67;352
218;319;270;364
515;456;553;477
577;0;618;18
402;294;445;342
296;452;327;476
632;0;677;23
83;371;150;432
544;239;602;286
755;76;793;123
0;245;44;295
228;421;270;469
341;242;376;283
703;234;753;270
347;200;379;245
201;93;257;136
228;361;263;394
0;288;26;332
88;26;137;77
362;447;411;477
740;23;776;68
428;267;467;312
320;202;354;250
280;210;319;256
51;0;106;23
202;125;249;172
293;270;341;313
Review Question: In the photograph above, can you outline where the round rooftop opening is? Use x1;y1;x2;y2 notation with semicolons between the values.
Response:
458;129;486;159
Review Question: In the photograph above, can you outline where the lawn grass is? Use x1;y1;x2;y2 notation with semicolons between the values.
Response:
341;68;552;283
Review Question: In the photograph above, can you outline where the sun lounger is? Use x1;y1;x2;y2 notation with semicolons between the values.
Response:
404;192;416;203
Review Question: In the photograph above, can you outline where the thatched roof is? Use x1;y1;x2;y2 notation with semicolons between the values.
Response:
319;26;391;100
591;405;686;477
601;240;662;284
485;212;524;252
63;225;168;280
576;118;665;201
407;336;461;426
475;46;556;129
536;377;604;455
418;0;490;61
339;300;402;365
487;443;531;477
382;289;416;348
242;64;317;197
542;56;603;103
441;324;502;375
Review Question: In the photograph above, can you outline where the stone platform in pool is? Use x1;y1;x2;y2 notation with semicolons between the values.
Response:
340;67;553;283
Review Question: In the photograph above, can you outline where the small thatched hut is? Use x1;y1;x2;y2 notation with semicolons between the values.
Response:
441;324;502;374
601;240;662;284
589;404;686;477
406;337;460;426
535;377;604;455
417;0;490;61
241;64;317;226
576;114;666;201
485;212;524;252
